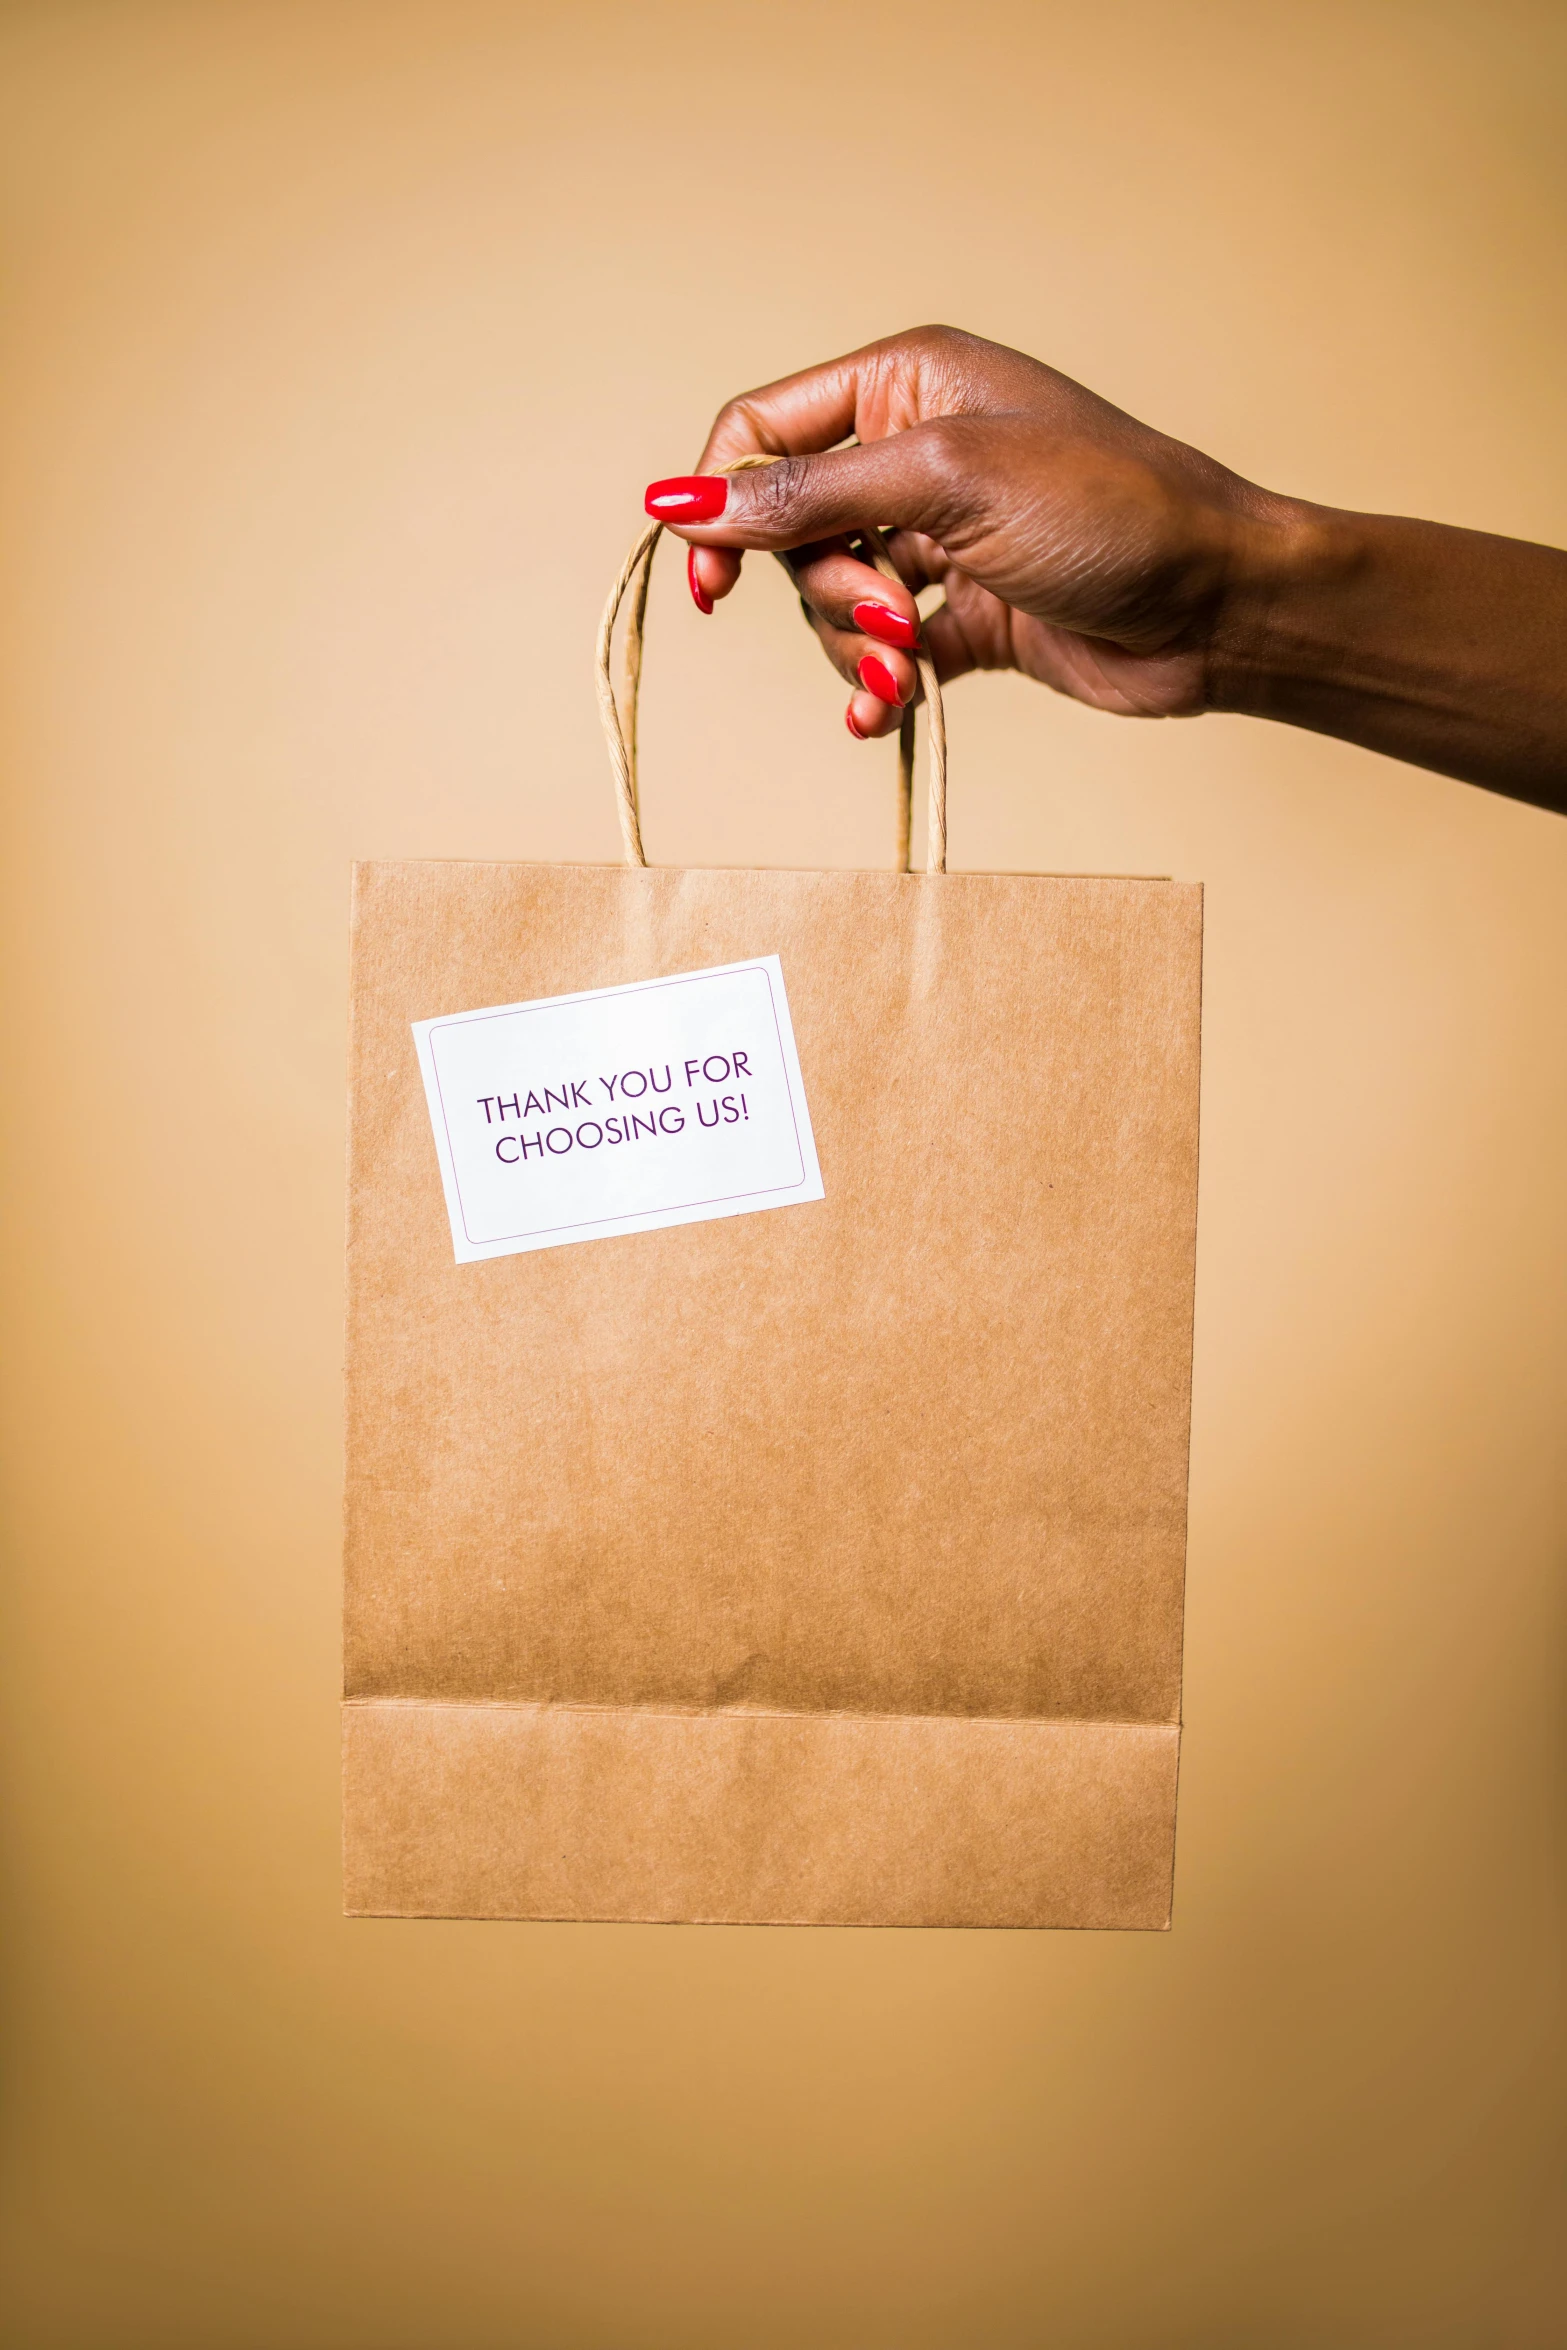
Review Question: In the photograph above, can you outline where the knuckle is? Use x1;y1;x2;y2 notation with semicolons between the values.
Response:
712;393;756;440
879;322;956;363
916;413;969;480
706;393;772;465
748;453;811;527
901;416;987;537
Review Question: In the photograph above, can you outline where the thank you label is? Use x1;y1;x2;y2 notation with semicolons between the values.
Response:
413;956;824;1262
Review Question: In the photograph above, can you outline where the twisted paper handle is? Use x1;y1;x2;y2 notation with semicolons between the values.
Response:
595;453;948;873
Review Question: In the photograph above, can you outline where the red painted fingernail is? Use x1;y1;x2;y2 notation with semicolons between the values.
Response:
858;653;904;707
846;706;867;739
853;601;918;650
645;474;727;522
688;546;713;614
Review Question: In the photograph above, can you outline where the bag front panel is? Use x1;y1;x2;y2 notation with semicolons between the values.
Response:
344;860;1201;1730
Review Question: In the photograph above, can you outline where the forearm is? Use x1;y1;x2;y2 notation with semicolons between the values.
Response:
1211;504;1567;811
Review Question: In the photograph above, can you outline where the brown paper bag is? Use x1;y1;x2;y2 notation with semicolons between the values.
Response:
343;516;1201;1929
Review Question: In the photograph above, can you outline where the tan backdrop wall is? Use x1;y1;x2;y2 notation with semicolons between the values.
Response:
2;3;1563;2343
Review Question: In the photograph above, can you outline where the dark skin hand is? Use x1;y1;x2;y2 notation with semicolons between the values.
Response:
645;325;1567;814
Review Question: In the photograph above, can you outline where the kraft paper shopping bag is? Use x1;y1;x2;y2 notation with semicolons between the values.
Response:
342;509;1201;1927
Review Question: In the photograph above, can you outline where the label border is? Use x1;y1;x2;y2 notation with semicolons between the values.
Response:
421;960;814;1251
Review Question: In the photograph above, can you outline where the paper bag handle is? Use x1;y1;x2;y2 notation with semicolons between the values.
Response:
596;454;949;875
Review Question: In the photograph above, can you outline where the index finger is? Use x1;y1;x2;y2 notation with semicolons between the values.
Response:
697;353;863;470
694;327;957;472
686;338;899;609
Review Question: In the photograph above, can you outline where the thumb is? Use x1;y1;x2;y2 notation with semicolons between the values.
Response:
643;424;974;555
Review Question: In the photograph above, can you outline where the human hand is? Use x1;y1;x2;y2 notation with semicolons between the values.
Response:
644;325;1297;742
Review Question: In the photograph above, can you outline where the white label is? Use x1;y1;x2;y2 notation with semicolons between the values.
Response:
413;956;824;1263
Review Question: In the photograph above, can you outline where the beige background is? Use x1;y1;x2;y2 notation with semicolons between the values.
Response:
2;2;1563;2342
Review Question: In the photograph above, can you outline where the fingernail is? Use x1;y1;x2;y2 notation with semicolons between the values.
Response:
645;474;727;522
845;706;867;739
688;546;713;614
853;601;918;650
858;653;905;707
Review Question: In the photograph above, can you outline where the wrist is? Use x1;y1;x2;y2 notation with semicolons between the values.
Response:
1204;493;1367;718
1198;492;1567;805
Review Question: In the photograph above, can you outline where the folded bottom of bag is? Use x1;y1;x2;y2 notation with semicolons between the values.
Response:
342;1699;1179;1929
